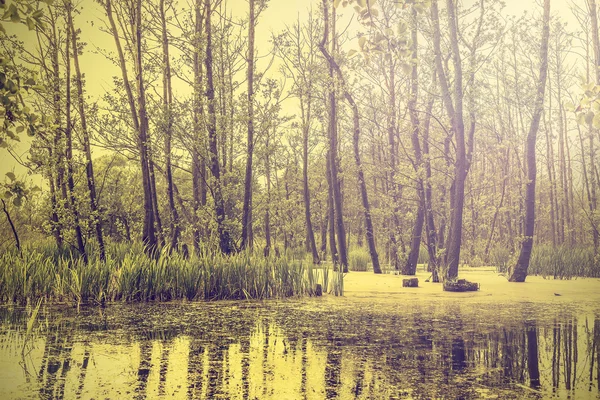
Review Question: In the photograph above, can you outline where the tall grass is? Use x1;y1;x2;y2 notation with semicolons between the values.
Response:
487;244;600;278
528;245;600;279
349;248;370;271
0;241;337;305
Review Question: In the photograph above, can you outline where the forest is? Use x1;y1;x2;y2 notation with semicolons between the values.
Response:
1;0;600;302
2;0;600;398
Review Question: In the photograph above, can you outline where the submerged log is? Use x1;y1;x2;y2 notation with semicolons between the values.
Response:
443;279;479;292
402;278;419;287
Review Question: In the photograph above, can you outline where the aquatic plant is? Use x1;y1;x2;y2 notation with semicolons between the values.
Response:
0;242;337;305
528;245;600;279
348;248;370;271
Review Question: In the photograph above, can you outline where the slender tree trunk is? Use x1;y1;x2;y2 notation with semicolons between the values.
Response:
264;128;272;256
205;0;233;254
68;3;105;261
510;0;550;282
49;172;62;247
106;0;156;251
160;0;180;250
326;152;338;265
301;101;320;264
404;8;425;276
64;19;87;263
192;0;204;255
319;0;347;271
2;199;19;252
443;0;468;281
241;0;256;250
49;9;64;248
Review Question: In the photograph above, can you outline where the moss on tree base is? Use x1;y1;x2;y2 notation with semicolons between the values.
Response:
443;279;479;292
402;278;419;287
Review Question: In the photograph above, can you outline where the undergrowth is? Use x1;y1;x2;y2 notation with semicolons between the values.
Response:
0;241;340;306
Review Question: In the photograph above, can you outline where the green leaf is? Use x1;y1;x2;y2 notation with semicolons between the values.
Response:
585;111;595;125
26;17;35;30
397;21;407;35
358;36;367;50
8;4;19;23
593;113;600;129
12;196;21;207
334;0;342;8
347;49;357;57
357;0;367;7
4;191;11;198
5;172;15;181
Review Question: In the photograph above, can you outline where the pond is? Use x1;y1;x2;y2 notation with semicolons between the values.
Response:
1;270;599;399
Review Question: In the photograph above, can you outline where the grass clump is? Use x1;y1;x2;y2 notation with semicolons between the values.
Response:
0;242;332;306
528;245;600;279
349;248;370;271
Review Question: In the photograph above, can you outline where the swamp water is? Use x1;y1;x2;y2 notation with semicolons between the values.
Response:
1;271;600;399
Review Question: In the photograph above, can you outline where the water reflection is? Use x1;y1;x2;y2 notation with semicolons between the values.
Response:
0;303;599;399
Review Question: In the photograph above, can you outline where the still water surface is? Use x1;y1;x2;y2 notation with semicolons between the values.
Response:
0;297;599;399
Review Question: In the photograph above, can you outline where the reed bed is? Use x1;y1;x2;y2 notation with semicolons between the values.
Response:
528;245;600;279
0;242;336;306
348;248;370;271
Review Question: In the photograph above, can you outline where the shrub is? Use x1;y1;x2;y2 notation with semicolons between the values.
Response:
349;248;370;271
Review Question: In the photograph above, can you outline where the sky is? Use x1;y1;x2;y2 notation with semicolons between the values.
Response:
0;0;584;180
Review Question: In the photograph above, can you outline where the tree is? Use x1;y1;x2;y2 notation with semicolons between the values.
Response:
320;0;348;271
104;0;157;252
205;0;234;254
67;1;105;261
509;0;550;282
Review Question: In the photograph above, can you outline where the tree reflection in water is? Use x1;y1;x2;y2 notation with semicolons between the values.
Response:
0;304;599;399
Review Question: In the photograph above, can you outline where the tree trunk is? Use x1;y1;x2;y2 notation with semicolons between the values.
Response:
302;102;320;264
241;0;256;250
106;0;156;251
404;8;424;276
64;19;87;263
509;0;550;282
326;152;338;265
160;0;180;250
2;199;19;252
68;4;105;261
443;0;467;281
205;0;233;254
319;0;347;271
192;0;204;255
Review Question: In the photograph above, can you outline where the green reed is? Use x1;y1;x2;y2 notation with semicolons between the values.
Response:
0;241;327;305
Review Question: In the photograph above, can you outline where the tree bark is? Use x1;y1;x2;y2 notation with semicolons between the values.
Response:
192;0;205;255
205;0;234;254
68;3;105;261
64;18;87;263
105;0;156;251
160;0;180;250
404;7;425;276
319;0;348;271
301;101;320;264
2;199;19;252
443;0;468;281
509;0;550;282
241;0;255;250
